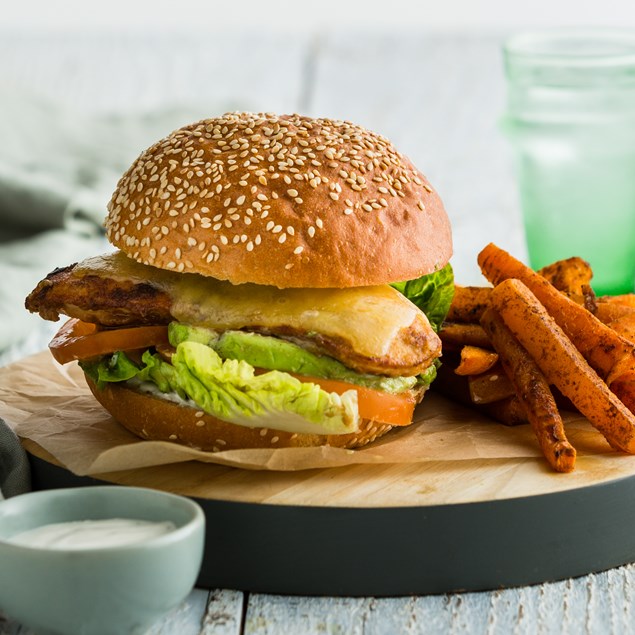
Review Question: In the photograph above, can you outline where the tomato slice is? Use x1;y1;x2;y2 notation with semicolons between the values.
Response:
50;319;416;426
289;374;417;426
49;318;169;365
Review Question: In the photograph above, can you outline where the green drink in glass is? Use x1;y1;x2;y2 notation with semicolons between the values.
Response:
503;30;635;295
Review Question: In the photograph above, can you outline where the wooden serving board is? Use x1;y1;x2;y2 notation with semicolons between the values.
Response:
21;436;635;507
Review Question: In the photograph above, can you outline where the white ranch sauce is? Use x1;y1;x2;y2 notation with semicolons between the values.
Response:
8;518;177;549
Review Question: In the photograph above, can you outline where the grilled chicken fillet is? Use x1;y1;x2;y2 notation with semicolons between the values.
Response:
25;251;441;378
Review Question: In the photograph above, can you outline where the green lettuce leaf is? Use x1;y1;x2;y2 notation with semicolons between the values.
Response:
83;343;359;436
82;351;143;389
391;263;454;332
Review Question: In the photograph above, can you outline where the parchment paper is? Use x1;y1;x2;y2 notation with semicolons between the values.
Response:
0;351;612;475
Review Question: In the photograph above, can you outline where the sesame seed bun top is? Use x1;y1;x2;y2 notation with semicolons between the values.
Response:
106;112;452;288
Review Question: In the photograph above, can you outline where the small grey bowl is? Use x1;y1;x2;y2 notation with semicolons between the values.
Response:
0;486;205;635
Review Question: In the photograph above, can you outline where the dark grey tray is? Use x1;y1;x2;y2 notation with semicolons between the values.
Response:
27;452;635;596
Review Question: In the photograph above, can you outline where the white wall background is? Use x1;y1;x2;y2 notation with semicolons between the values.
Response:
3;0;635;32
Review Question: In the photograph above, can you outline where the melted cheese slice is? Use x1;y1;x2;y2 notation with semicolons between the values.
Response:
76;251;424;359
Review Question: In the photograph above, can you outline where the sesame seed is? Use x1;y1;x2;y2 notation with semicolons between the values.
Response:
287;189;298;197
293;246;304;254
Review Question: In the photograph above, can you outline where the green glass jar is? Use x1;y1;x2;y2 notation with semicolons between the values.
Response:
503;29;635;295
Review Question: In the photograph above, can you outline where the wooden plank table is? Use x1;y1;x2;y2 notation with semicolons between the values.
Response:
2;28;634;635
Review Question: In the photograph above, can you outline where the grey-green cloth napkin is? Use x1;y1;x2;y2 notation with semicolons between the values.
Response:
0;82;222;356
0;418;30;499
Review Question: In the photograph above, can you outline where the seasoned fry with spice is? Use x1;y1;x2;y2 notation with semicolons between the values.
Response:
454;345;499;376
594;301;635;325
467;364;516;404
598;294;635;309
537;256;595;310
482;396;528;427
490;278;635;454
447;286;492;322
481;306;576;472
439;322;491;350
609;314;635;344
478;243;635;388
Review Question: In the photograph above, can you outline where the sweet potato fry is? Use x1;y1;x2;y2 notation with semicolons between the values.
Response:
478;243;635;387
490;278;635;453
480;306;576;472
439;322;491;350
610;371;635;417
607;312;635;413
447;258;596;325
454;345;499;376
594;301;635;325
598;294;635;309
482;396;528;427
433;358;527;425
447;286;492;322
467;363;516;404
538;257;595;308
610;314;635;344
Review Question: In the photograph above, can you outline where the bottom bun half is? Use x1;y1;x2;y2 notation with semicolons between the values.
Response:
85;375;396;451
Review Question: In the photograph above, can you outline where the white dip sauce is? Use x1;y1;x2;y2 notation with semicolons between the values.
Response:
8;518;177;549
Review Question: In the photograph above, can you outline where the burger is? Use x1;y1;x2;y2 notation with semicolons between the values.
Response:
25;112;453;451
